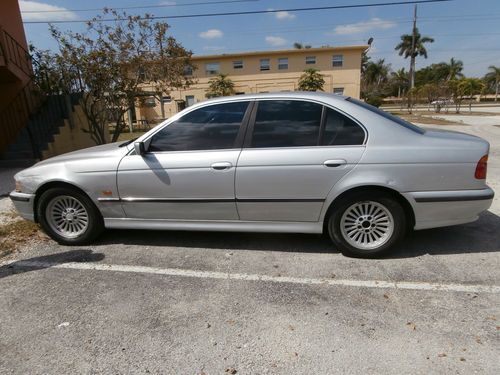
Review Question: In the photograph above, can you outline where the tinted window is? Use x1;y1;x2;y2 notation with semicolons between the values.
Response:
251;100;322;148
149;102;249;152
322;108;365;146
346;97;425;134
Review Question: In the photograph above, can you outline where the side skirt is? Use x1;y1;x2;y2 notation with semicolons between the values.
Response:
104;218;323;234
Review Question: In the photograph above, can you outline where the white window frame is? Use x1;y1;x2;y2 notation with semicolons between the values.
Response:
205;62;220;75
233;60;243;69
305;56;316;65
333;87;345;95
277;57;288;70
332;55;343;68
260;58;270;71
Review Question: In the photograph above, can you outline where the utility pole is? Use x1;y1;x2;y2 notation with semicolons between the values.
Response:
410;4;417;90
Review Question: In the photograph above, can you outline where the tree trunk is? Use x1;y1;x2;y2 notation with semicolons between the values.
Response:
495;78;499;102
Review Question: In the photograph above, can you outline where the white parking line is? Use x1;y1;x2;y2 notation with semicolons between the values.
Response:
4;259;500;294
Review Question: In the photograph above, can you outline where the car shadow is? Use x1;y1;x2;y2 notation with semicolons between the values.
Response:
0;250;105;280
97;211;500;258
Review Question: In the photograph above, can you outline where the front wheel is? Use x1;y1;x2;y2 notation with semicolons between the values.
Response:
328;192;406;258
37;187;104;245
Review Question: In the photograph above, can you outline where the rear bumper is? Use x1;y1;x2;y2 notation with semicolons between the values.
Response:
403;188;494;230
9;191;35;221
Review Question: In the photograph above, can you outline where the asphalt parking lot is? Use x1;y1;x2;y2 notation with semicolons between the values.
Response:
1;119;499;374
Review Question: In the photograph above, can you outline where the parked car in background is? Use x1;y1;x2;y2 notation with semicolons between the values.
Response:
10;92;494;257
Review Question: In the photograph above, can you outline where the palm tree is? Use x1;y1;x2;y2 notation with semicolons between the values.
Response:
205;74;235;98
446;57;464;81
391;68;409;97
395;28;434;89
364;59;390;88
293;42;312;49
297;68;325;91
485;65;500;101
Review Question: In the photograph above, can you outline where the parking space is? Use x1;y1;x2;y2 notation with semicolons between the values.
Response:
1;120;499;374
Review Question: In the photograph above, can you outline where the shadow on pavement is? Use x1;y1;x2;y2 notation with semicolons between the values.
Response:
0;250;105;279
97;211;500;258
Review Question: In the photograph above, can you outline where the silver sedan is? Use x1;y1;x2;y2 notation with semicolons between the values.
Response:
10;92;494;257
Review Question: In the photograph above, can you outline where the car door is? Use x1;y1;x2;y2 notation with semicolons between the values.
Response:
235;99;366;222
117;100;252;220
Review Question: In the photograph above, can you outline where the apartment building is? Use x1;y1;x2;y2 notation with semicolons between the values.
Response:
136;45;367;121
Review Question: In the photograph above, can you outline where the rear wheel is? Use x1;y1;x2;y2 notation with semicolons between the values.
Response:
328;192;406;258
37;187;104;245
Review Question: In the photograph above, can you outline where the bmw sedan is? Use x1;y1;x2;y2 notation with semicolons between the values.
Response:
10;92;494;257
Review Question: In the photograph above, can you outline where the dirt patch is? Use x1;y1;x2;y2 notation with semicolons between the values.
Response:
391;113;460;125
0;218;46;259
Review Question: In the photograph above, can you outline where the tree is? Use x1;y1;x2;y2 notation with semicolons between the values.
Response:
361;59;391;104
297;68;325;91
395;28;434;89
390;68;409;98
293;42;311;49
449;78;485;113
445;58;464;81
205;74;235;98
485;65;500;101
46;9;194;144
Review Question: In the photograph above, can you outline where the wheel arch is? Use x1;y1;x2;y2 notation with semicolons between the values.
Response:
33;181;96;223
322;185;415;234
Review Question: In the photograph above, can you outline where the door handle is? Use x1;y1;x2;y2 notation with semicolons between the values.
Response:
323;159;347;167
211;162;233;170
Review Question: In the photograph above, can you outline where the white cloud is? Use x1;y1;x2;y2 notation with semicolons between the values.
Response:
267;9;296;20
333;18;396;35
275;11;296;20
19;0;77;21
159;1;177;5
199;29;223;39
265;36;287;47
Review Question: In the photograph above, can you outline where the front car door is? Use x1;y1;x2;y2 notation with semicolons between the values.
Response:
235;99;366;222
117;100;252;220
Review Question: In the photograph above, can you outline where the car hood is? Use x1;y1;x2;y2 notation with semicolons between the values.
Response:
34;141;130;167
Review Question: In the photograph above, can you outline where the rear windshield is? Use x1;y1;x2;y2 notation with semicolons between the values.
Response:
346;98;425;134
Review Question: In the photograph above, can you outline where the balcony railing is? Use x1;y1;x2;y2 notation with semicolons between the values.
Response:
0;26;32;78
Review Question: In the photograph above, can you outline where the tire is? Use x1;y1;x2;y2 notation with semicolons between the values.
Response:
327;191;406;258
37;187;104;245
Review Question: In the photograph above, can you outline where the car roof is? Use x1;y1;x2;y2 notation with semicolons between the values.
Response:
201;91;349;105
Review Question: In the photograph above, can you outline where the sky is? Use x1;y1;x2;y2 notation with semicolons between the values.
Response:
19;0;500;77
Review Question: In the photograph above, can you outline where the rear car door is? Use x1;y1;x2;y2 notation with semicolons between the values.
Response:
235;99;366;222
117;101;251;220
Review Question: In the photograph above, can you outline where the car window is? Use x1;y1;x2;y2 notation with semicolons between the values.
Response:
149;101;249;152
251;100;323;148
321;107;365;145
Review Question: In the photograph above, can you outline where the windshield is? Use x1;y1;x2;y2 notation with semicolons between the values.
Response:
346;98;425;135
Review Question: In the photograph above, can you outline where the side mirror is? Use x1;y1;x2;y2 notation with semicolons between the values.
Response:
134;141;146;155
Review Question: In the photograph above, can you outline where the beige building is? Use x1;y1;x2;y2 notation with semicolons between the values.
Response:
136;45;367;122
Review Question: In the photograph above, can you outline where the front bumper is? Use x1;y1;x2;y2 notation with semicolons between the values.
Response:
9;191;35;221
404;187;494;230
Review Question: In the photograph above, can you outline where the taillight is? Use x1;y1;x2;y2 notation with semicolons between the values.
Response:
475;155;488;179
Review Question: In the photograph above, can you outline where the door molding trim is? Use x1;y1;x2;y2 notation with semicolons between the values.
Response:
99;197;325;203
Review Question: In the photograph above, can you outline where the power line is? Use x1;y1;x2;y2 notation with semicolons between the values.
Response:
21;0;260;13
22;0;453;24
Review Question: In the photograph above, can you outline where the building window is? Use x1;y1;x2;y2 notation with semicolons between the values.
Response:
333;87;344;95
186;95;196;107
233;60;243;69
183;66;193;76
278;58;288;70
305;56;316;65
205;62;220;75
332;55;343;68
260;58;270;71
